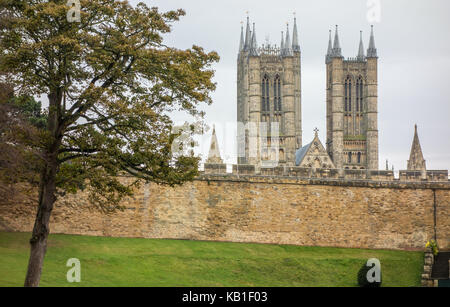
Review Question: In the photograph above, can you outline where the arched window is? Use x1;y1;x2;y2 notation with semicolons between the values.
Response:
348;152;352;164
261;75;270;112
356;76;363;112
274;75;282;112
357;152;361;164
345;76;352;112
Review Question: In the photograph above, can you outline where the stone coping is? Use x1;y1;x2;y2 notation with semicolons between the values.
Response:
195;174;450;190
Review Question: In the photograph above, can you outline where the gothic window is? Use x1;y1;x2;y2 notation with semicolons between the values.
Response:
359;78;363;112
274;75;282;112
345;76;352;112
357;152;361;164
262;75;270;112
356;76;363;112
345;82;348;112
348;152;352;164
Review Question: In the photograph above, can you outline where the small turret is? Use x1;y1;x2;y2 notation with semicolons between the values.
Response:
407;124;426;171
280;31;285;56
207;125;223;164
357;31;365;61
367;25;377;58
284;23;293;56
244;16;251;51
238;23;244;53
249;23;259;56
326;30;332;62
332;25;342;57
292;17;300;52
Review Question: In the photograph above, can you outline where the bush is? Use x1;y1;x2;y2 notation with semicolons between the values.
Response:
425;240;439;256
357;261;382;288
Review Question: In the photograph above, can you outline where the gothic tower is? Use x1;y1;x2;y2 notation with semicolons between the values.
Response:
237;16;302;167
326;25;379;170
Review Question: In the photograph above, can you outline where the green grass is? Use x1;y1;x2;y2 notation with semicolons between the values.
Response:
0;232;423;287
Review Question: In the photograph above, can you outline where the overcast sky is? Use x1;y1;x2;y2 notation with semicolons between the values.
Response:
135;0;450;171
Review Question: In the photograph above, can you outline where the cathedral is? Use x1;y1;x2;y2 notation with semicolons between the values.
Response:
204;15;446;181
234;16;378;170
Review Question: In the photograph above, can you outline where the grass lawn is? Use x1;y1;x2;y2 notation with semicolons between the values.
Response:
0;232;423;287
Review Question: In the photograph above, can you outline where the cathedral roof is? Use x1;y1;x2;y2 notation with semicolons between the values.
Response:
295;142;313;166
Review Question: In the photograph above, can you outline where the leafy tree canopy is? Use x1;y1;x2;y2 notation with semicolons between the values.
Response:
0;0;220;212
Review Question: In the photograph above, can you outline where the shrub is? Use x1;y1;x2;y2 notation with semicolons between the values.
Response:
425;240;439;256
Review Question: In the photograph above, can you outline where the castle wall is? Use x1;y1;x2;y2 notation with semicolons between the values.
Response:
1;175;449;251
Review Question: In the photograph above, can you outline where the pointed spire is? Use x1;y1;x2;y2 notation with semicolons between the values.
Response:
207;125;223;164
326;30;332;62
244;15;251;51
284;23;293;56
249;23;258;56
357;31;365;60
332;25;342;57
292;16;300;52
280;31;285;56
239;22;244;52
407;124;426;171
367;25;377;58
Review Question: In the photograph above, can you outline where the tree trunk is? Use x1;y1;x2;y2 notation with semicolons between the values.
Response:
24;90;61;287
24;156;58;287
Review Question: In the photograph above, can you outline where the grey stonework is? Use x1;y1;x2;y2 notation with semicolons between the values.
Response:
237;17;302;167
326;25;379;170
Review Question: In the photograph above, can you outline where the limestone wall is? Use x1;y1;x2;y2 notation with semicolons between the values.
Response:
1;175;449;250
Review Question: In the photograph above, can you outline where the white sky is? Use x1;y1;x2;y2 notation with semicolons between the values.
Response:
133;0;450;171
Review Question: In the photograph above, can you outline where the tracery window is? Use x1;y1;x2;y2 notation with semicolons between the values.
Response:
345;76;352;112
274;75;282;112
261;75;270;112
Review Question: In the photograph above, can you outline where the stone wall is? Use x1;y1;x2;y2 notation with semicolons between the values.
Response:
0;175;449;251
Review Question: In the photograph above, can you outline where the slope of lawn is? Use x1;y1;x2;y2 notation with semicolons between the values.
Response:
0;232;423;287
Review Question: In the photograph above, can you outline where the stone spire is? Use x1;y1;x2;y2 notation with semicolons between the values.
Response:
407;125;426;171
280;31;285;56
239;23;244;52
332;25;342;57
367;25;378;58
284;23;293;56
326;30;332;62
249;23;258;56
357;30;365;60
244;16;251;51
207;125;223;164
292;17;300;52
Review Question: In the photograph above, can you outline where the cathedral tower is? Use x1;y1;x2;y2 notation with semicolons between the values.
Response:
237;16;302;167
326;25;379;170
